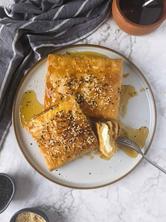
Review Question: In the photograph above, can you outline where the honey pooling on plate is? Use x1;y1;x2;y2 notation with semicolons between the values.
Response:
69;51;108;58
119;85;149;158
120;85;137;117
119;124;149;158
19;90;44;127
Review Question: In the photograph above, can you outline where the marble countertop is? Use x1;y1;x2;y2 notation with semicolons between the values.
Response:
1;1;166;222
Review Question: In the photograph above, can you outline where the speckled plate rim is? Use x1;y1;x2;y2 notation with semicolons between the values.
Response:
12;44;157;189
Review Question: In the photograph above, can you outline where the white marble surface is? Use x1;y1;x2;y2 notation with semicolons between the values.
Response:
1;1;166;222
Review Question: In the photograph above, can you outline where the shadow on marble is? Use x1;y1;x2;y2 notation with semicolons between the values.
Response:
12;174;36;201
40;205;67;222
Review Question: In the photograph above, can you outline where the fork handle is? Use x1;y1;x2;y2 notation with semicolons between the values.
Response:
143;155;166;174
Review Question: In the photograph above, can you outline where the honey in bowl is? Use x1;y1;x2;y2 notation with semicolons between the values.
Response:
119;0;164;25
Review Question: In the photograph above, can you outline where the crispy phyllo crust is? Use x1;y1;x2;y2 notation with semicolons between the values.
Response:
45;54;123;120
27;97;98;170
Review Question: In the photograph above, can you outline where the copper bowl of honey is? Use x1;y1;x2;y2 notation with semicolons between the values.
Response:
112;0;166;35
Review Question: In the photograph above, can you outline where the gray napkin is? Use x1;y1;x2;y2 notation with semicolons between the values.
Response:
0;0;112;148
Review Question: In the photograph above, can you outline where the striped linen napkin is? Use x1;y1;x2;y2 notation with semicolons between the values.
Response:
0;0;112;148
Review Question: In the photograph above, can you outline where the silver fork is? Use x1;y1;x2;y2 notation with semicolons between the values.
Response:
116;136;166;174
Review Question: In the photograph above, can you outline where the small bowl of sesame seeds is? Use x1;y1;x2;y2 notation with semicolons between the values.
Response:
10;207;49;222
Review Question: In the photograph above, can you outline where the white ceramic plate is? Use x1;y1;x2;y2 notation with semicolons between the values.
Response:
13;45;156;189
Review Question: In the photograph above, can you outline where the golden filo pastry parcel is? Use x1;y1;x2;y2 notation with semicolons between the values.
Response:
27;97;98;170
45;54;123;120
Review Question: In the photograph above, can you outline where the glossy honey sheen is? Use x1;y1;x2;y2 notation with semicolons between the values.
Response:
19;85;148;158
68;51;108;58
120;124;149;157
119;0;163;25
19;90;44;127
19;49;148;160
120;85;137;117
119;84;148;157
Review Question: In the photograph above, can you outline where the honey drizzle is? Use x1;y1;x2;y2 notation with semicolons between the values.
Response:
120;85;137;117
19;90;44;127
19;53;148;159
123;73;130;78
67;51;108;58
119;124;149;158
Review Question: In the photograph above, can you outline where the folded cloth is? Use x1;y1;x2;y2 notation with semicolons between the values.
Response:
0;0;112;148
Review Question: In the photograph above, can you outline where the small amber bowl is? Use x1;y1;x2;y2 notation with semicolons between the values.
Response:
112;0;166;35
